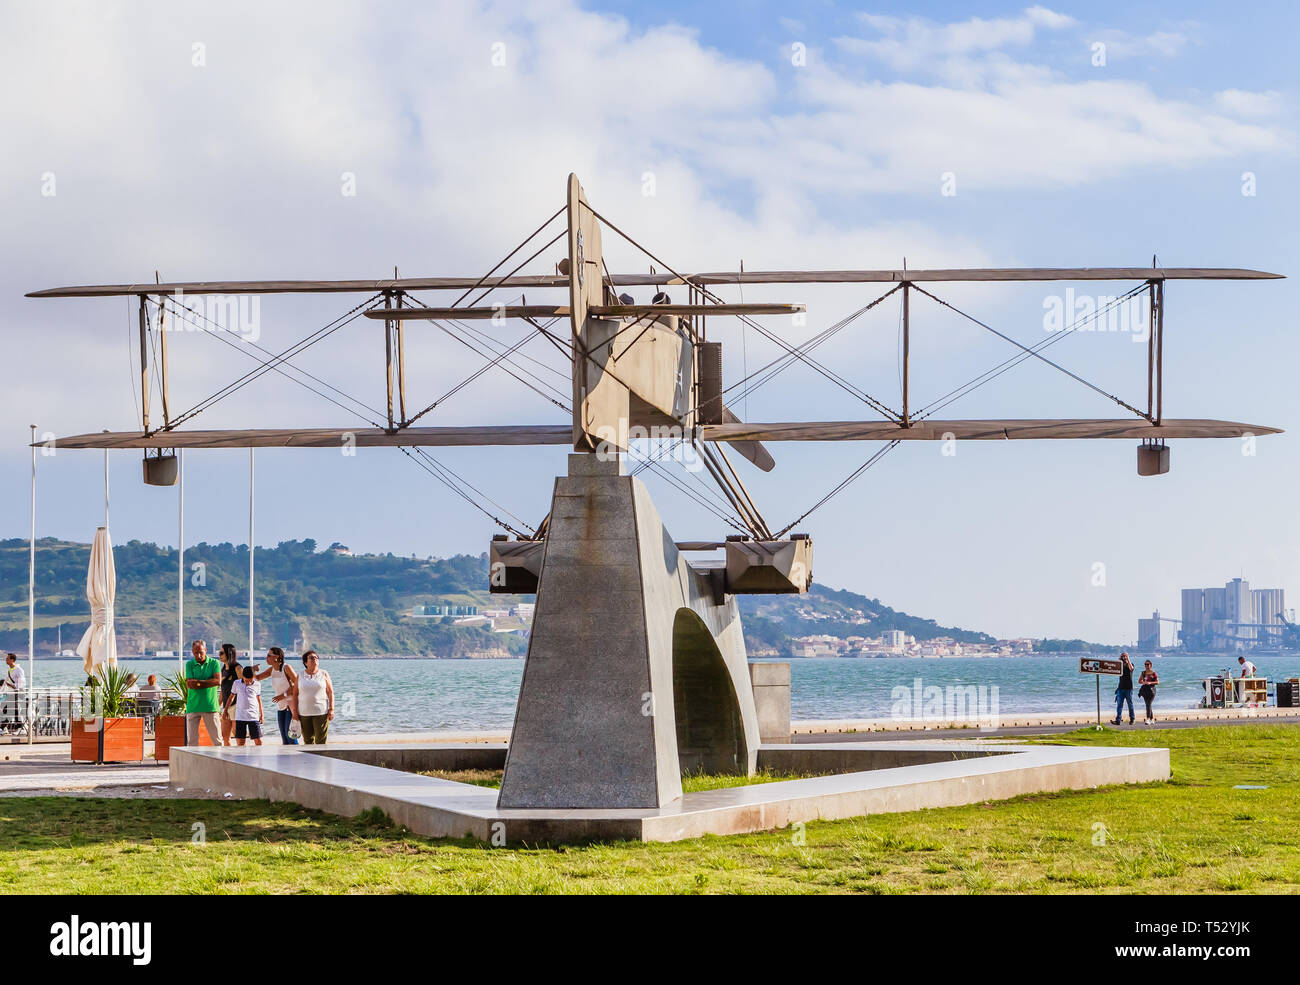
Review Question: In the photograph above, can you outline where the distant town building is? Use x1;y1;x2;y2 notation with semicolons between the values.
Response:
428;603;478;616
791;640;835;658
413;601;480;622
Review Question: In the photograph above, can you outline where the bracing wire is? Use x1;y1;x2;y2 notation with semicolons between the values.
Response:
910;283;1149;420
772;284;1153;533
172;295;537;536
914;283;1148;421
167;292;384;429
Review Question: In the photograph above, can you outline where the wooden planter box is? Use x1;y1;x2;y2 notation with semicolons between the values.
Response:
153;715;213;762
70;717;145;764
70;719;98;762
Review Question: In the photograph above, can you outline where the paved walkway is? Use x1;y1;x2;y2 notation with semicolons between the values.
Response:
0;732;508;798
791;705;1300;735
793;715;1300;742
0;748;170;797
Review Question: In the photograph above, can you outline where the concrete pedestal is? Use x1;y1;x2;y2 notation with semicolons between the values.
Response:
497;454;760;809
750;661;792;743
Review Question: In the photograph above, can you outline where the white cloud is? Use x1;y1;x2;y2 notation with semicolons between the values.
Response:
1024;6;1077;30
1215;88;1285;117
745;72;1289;195
1143;30;1189;57
1092;28;1193;60
836;6;1076;77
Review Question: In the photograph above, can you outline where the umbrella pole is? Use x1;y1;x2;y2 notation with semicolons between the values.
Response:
102;448;113;671
28;425;36;746
178;449;184;671
248;448;254;658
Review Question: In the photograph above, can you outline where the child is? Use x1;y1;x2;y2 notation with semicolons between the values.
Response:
227;665;264;746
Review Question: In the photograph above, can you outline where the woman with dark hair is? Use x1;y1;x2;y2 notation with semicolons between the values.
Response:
1138;660;1159;725
1112;652;1135;726
218;643;241;746
264;647;299;744
292;650;333;745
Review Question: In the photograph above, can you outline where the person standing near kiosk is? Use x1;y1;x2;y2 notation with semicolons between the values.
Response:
1236;655;1262;705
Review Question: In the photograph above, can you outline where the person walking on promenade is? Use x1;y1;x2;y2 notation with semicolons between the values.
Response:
184;640;222;746
3;653;26;728
264;647;299;744
1112;652;1135;725
293;650;333;745
218;643;242;746
228;666;264;747
3;652;25;694
1138;660;1159;724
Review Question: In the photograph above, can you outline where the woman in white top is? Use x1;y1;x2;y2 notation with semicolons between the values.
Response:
292;650;334;745
258;647;299;745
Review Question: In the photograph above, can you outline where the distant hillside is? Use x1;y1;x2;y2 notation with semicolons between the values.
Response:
2;537;1009;657
737;583;997;656
0;538;526;658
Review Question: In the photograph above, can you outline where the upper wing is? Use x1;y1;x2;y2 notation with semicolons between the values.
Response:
27;268;1283;298
39;418;1281;449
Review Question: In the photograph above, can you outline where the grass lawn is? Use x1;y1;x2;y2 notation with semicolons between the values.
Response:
1;724;1297;894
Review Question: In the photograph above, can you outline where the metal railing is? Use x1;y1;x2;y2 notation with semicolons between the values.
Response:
0;687;181;739
0;687;83;737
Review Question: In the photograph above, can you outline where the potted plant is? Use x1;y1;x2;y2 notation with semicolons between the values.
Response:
153;669;212;762
70;664;146;764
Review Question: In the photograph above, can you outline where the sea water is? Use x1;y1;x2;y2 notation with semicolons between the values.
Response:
25;654;1300;733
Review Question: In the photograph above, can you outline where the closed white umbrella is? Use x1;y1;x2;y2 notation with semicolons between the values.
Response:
75;526;117;674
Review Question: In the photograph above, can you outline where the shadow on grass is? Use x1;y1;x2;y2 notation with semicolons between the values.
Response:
0;796;470;853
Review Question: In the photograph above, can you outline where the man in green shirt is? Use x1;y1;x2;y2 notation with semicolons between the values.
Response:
184;640;222;746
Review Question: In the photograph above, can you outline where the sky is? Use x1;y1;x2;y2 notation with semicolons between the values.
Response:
1;0;1296;643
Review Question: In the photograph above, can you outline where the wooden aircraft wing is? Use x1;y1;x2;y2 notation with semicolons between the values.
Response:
27;268;1282;298
367;302;803;321
40;425;574;450
699;419;1282;442
650;267;1284;285
363;305;571;321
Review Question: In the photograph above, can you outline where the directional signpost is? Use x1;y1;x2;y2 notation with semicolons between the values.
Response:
1080;658;1124;724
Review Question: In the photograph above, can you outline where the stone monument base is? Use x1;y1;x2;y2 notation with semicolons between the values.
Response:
170;740;1169;844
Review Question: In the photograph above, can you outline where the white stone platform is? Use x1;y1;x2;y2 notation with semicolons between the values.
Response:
169;739;1169;843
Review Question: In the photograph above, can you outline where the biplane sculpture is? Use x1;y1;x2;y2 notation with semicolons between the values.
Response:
30;174;1282;809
